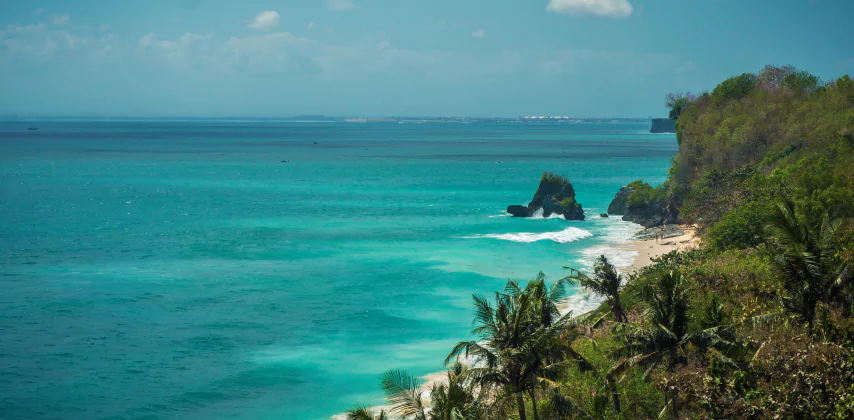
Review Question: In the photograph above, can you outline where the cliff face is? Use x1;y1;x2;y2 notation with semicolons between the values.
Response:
507;172;585;220
650;118;677;133
607;186;633;214
607;184;679;227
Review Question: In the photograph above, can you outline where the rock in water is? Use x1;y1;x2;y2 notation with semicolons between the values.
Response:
506;205;532;217
606;182;680;227
606;185;634;215
506;172;585;220
600;213;609;218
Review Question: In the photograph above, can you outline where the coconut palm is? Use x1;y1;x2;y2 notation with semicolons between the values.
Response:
346;406;388;420
372;363;487;420
380;369;428;420
564;255;627;323
429;363;490;420
766;201;852;334
610;271;731;378
445;273;587;420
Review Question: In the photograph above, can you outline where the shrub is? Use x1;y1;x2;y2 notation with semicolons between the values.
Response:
706;201;775;251
711;73;757;103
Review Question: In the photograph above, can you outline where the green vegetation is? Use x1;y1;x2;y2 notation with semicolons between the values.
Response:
557;197;582;212
566;256;626;323
540;172;569;185
348;66;854;418
624;180;666;212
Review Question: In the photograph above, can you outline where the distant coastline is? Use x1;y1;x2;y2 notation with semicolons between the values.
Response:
1;115;657;125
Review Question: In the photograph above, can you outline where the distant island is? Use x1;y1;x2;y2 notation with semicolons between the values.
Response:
1;115;660;125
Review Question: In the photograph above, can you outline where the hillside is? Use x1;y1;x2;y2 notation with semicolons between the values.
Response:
346;66;854;419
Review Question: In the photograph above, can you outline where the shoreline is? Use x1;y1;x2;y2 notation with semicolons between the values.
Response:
331;224;698;419
624;225;699;273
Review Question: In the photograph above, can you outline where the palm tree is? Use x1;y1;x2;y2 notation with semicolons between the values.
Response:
346;406;388;420
766;201;852;334
380;369;427;420
374;363;487;420
445;273;587;420
610;271;730;378
564;255;627;323
428;363;489;420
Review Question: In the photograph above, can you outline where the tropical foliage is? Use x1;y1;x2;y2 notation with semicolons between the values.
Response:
348;66;854;419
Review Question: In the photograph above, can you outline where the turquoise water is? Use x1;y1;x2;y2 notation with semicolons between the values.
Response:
0;121;676;419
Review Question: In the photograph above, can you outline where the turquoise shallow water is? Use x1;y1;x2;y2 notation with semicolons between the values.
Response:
0;121;676;419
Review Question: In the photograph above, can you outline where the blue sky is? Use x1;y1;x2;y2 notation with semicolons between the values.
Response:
1;0;852;117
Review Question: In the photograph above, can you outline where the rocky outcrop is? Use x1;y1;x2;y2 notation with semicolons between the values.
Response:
507;205;533;217
607;184;679;228
506;172;585;220
621;202;676;228
606;186;634;214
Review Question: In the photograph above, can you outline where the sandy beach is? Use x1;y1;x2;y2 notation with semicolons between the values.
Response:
624;226;699;273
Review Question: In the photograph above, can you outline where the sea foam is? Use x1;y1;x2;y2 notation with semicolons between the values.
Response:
571;217;642;272
464;226;593;244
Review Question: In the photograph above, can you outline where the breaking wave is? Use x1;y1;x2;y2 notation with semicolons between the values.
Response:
463;227;593;244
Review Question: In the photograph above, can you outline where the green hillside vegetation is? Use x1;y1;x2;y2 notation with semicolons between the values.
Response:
347;66;854;419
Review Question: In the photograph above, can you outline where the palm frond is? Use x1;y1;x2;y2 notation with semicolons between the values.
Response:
379;369;426;419
346;406;387;420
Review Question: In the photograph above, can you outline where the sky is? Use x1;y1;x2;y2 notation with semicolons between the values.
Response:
1;0;853;118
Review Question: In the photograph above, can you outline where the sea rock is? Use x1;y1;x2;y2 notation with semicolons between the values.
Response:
622;206;666;228
506;205;533;217
506;172;585;220
600;213;609;218
607;184;680;228
606;186;634;215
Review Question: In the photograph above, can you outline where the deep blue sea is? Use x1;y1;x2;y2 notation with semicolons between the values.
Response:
0;121;676;419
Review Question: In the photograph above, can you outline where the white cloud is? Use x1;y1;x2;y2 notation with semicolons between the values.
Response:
56;31;85;49
100;24;111;32
0;22;95;57
138;32;156;51
34;8;44;15
546;0;633;18
5;23;48;33
308;22;316;30
155;32;208;57
50;15;70;26
247;11;280;32
2;16;685;87
222;32;323;74
327;0;356;12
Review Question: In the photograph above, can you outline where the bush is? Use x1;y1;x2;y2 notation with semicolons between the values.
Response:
625;180;666;210
705;201;775;251
558;197;581;211
711;73;757;103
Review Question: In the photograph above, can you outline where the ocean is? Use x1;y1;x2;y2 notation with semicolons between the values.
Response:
0;121;676;419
